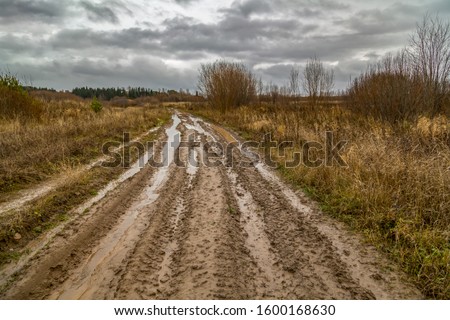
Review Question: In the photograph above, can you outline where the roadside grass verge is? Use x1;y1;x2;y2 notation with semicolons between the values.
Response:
187;103;450;299
0;99;169;197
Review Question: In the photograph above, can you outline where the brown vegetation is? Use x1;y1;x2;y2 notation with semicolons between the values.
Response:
0;90;170;195
0;86;171;263
198;60;256;112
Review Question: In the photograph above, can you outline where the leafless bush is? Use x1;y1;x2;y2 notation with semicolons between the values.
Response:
348;14;450;123
289;66;300;99
347;50;423;123
198;60;256;112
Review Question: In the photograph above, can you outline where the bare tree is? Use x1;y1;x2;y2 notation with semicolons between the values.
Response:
409;13;450;114
289;66;300;99
320;67;334;98
257;76;264;106
302;56;334;105
266;81;280;105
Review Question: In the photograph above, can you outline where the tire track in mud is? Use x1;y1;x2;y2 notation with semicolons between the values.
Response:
232;162;373;299
3;160;160;299
115;118;253;299
225;168;286;298
182;117;370;299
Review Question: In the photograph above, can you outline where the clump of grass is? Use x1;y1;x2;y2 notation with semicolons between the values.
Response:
189;102;450;299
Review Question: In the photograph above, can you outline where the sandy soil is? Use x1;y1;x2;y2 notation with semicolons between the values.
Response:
0;113;422;299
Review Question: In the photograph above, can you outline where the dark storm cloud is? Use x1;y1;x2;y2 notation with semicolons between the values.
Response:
80;0;119;23
158;15;307;56
0;0;67;23
173;0;196;4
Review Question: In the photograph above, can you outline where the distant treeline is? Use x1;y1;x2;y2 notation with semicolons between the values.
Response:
71;87;162;100
25;86;199;101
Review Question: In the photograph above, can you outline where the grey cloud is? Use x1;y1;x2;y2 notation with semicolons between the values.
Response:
10;56;196;90
80;0;119;23
334;3;421;35
223;0;349;18
171;0;199;7
0;0;67;23
222;0;272;17
49;28;160;50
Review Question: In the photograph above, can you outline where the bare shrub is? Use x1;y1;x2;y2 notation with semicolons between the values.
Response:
347;50;423;123
198;60;256;112
348;14;450;123
289;66;300;99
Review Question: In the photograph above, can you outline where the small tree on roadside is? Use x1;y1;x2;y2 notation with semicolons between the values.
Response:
90;96;103;113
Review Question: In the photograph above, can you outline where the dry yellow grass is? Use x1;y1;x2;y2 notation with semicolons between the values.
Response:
0;98;170;196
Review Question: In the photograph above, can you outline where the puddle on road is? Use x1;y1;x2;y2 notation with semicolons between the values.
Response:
0;185;55;217
186;116;216;142
49;115;181;299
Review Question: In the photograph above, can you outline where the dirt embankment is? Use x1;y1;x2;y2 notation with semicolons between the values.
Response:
0;113;422;299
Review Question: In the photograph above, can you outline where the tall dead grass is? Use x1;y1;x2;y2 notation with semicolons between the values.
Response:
0;98;170;194
190;103;450;299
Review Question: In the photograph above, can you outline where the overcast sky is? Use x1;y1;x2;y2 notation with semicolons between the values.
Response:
1;0;449;91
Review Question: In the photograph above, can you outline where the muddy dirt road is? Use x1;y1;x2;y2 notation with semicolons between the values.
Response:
0;113;422;299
